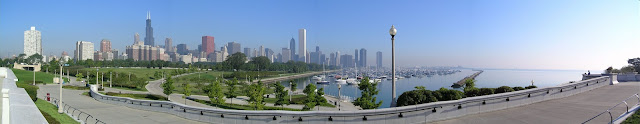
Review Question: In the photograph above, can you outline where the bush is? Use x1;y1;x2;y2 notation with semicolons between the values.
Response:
17;83;39;102
495;86;514;93
464;87;480;97
512;86;525;91
435;87;463;101
479;88;494;96
525;85;537;89
397;89;438;107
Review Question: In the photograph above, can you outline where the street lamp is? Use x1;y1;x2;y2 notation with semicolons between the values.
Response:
58;63;63;113
389;25;397;107
338;84;342;111
289;81;292;102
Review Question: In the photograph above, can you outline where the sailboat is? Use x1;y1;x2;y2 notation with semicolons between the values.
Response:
316;60;330;84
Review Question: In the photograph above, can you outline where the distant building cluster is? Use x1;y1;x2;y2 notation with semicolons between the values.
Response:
20;11;385;68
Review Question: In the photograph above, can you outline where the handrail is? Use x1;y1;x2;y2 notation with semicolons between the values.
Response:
90;76;610;120
46;96;106;124
582;93;640;124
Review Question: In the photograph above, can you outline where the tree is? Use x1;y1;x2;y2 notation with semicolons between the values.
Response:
353;77;382;109
183;83;192;105
315;87;327;110
246;81;265;110
396;86;438;107
224;53;247;71
75;73;84;81
463;79;475;90
225;78;239;105
290;80;297;92
162;76;175;95
302;84;316;110
249;56;271;71
208;80;225;105
26;53;43;64
273;82;289;107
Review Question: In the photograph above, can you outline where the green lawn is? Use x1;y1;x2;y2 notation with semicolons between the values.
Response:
103;92;168;101
263;94;335;107
35;99;80;124
11;69;68;84
81;68;175;81
190;99;301;111
622;110;640;124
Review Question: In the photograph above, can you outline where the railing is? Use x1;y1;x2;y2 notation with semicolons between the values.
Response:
90;76;610;123
45;96;106;124
583;93;640;124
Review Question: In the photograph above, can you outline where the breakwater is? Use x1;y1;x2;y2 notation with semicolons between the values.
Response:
453;70;483;87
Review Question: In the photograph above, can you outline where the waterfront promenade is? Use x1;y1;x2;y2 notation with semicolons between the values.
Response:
430;82;640;124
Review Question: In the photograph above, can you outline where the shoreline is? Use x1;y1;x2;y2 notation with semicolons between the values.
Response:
252;70;340;84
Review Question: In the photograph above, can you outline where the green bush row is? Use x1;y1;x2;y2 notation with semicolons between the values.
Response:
16;83;39;102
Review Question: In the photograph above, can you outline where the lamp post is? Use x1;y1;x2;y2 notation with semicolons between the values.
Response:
389;25;397;107
338;84;342;111
289;81;292;102
58;63;63;113
96;69;99;86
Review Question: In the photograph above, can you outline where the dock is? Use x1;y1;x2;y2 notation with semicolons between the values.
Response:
452;70;483;87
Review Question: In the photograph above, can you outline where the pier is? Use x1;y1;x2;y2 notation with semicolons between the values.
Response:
452;70;483;87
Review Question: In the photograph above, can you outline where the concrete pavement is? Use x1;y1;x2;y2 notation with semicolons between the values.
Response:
429;82;640;124
37;84;204;124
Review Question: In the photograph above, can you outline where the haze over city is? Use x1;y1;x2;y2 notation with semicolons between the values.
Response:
1;0;639;70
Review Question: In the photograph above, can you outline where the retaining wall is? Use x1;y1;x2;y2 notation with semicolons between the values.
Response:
90;76;611;124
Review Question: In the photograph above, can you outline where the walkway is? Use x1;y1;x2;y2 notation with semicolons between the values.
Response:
430;82;640;124
37;84;204;124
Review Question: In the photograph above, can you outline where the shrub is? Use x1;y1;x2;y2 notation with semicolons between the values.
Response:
479;88;494;96
17;83;38;102
435;87;463;101
397;89;438;107
525;85;537;89
464;87;480;97
512;86;525;91
495;86;514;93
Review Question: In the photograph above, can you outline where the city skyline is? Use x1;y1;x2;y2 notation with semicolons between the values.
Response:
2;0;640;70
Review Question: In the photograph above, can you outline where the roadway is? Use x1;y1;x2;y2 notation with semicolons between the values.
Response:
429;82;640;124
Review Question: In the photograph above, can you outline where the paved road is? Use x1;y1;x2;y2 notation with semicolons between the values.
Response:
37;84;204;124
430;82;640;124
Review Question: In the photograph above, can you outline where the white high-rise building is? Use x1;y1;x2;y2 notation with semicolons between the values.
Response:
281;48;291;63
259;45;265;56
74;41;94;61
24;26;42;57
298;29;306;63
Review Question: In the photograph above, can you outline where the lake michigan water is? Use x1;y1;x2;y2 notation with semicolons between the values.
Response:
280;69;590;108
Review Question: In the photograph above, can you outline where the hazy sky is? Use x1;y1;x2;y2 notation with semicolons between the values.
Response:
1;0;639;71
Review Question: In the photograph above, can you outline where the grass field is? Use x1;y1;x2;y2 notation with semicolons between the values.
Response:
622;110;640;124
80;68;175;81
103;92;168;101
191;99;302;111
35;99;80;124
12;69;68;84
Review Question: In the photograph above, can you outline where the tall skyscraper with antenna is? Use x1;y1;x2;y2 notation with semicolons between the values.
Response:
144;11;155;46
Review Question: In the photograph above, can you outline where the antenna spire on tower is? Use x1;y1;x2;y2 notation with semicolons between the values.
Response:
147;11;150;19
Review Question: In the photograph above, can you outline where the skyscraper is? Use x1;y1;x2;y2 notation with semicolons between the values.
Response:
24;26;42;57
134;33;142;45
360;48;367;67
165;38;172;52
281;48;290;63
177;44;189;55
376;51;382;68
259;45;265;56
202;36;215;55
244;48;252;57
298;29;306;62
100;39;111;52
289;38;296;60
144;11;155;46
340;54;354;68
354;49;359;66
74;41;94;61
227;42;241;55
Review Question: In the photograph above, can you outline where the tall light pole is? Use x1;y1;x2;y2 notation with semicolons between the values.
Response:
338;84;342;111
289;81;292;102
110;72;112;87
58;64;63;113
389;25;397;107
